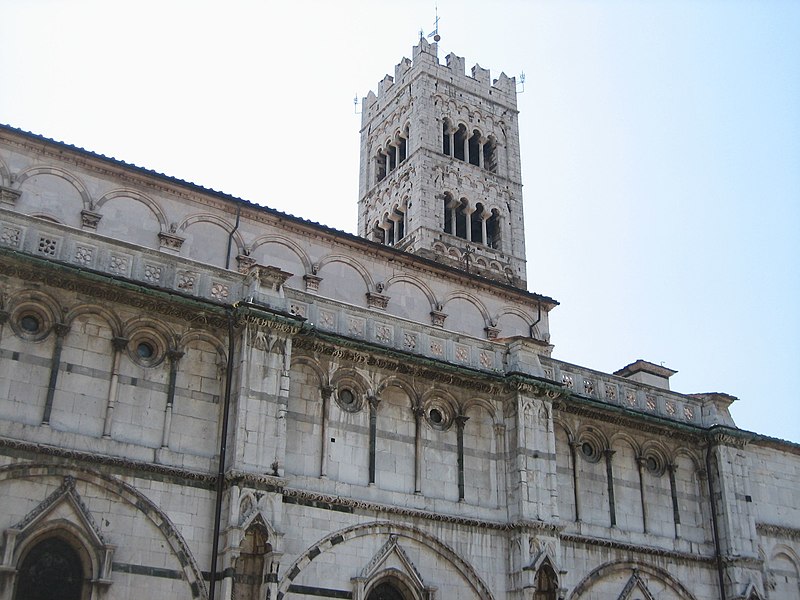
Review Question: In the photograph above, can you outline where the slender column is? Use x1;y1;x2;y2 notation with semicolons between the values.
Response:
391;217;399;245
41;323;69;425
478;141;484;168
493;423;507;510
0;310;9;344
569;441;581;521
455;415;469;501
413;406;424;494
668;463;682;538
604;449;617;527
368;395;380;485
448;132;454;157
636;457;649;533
449;206;457;236
160;350;184;449
102;337;128;438
384;152;390;175
462;137;468;162
393;144;398;169
481;215;488;246
465;209;473;242
320;386;333;478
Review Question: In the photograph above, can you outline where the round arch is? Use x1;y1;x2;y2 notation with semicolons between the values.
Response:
0;463;208;599
64;304;124;339
94;188;169;231
567;560;698;600
248;234;313;275
14;166;92;210
276;521;494;600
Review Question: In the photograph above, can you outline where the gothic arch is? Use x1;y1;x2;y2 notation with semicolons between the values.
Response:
94;188;169;231
276;521;495;600
248;234;313;274
14;166;92;209
0;463;208;599
567;560;698;600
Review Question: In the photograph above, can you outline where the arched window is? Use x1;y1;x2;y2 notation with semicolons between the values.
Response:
471;203;485;244
455;199;468;239
533;563;558;600
234;523;272;600
483;136;498;172
367;581;407;600
15;537;84;600
487;208;501;249
468;130;481;166
453;125;467;161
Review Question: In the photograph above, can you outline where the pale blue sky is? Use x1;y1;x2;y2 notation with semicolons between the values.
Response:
1;0;798;441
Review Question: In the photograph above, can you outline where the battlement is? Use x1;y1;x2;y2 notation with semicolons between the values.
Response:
361;37;518;120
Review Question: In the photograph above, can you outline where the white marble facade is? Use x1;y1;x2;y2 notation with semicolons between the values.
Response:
0;39;797;600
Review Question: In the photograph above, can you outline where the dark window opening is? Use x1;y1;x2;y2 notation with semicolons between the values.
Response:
20;314;41;333
453;125;467;161
388;146;396;172
376;152;386;183
15;537;83;600
442;122;450;155
234;524;272;600
455;200;468;239
468;130;481;166
398;137;407;162
483;137;498;172
487;209;501;249
442;193;455;235
471;203;485;244
394;209;405;240
367;582;406;600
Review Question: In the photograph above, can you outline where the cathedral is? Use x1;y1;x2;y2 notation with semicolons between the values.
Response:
0;37;797;600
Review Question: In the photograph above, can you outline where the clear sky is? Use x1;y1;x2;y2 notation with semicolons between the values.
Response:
1;0;798;441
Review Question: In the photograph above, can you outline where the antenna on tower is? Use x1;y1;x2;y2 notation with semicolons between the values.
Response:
426;4;441;42
353;94;361;115
517;71;526;94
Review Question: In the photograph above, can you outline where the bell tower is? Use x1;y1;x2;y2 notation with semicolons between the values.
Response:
358;36;527;289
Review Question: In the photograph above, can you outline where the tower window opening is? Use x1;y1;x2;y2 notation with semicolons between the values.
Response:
393;207;405;240
385;219;395;246
375;151;387;183
487;209;501;249
455;199;468;239
453;124;467;161
442;193;455;235
468;131;481;167
442;121;452;156
471;203;485;244
398;137;407;163
373;222;386;244
483;137;498;172
388;145;397;172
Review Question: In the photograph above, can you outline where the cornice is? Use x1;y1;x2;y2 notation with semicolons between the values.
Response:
0;248;231;329
756;523;800;540
560;532;715;563
0;435;214;486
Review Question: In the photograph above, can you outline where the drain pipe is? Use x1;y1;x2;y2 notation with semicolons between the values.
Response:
705;440;727;600
224;204;242;270
209;307;237;600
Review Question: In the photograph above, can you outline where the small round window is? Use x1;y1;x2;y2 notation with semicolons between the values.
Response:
645;455;663;476
429;408;443;424
424;403;452;430
20;314;41;334
136;342;155;359
335;387;360;412
580;441;600;462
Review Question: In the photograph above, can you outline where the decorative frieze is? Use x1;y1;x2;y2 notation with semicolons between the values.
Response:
157;231;185;254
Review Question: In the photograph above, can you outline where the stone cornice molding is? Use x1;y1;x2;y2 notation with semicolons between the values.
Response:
756;523;800;540
0;435;214;486
560;533;715;563
0;249;230;330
